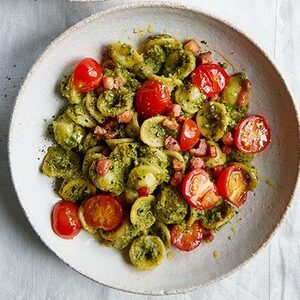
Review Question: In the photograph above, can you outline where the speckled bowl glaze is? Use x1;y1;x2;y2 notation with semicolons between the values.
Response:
8;2;300;295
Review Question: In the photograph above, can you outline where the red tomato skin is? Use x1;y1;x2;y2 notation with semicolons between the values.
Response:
137;186;150;197
170;221;204;252
52;200;81;239
73;58;103;93
217;165;235;199
180;119;200;151
212;165;225;177
135;79;171;119
191;64;229;97
234;115;271;154
82;195;123;231
216;165;248;207
201;64;229;94
182;169;214;209
191;67;214;97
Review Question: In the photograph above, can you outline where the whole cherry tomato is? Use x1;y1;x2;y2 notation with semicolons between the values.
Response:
180;118;200;151
234;115;271;154
82;194;123;231
73;57;103;93
191;63;229;97
216;165;249;207
135;79;171;119
52;200;81;239
170;221;204;251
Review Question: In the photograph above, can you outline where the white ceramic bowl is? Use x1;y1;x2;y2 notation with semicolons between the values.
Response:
8;2;300;295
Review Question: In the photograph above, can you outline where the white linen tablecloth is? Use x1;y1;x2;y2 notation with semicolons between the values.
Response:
0;0;299;299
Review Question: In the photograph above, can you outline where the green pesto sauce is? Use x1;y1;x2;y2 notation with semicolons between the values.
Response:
129;235;165;270
42;146;80;178
175;84;206;114
60;73;84;104
52;113;86;151
97;88;134;117
149;222;171;248
59;177;96;202
225;103;248;130
136;239;161;260
198;201;235;231
203;104;223;130
156;185;188;224
227;148;254;163
101;216;141;249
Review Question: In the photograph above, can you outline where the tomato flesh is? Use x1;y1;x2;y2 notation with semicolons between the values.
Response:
234;115;271;154
182;169;215;209
191;64;229;97
52;200;81;239
180;119;200;151
217;165;249;207
135;79;171;119
171;221;204;251
200;185;222;210
82;195;123;231
73;58;103;93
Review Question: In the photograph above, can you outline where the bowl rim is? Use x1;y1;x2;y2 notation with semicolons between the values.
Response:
7;1;300;295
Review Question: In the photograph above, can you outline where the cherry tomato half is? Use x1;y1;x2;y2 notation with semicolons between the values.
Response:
200;185;222;210
191;63;229;97
170;221;204;251
135;79;171;119
182;169;215;209
73;58;103;93
52;200;81;239
82;194;123;231
180;118;200;151
234;115;271;154
216;165;249;207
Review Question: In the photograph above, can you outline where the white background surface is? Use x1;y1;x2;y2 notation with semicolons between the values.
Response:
0;0;299;299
